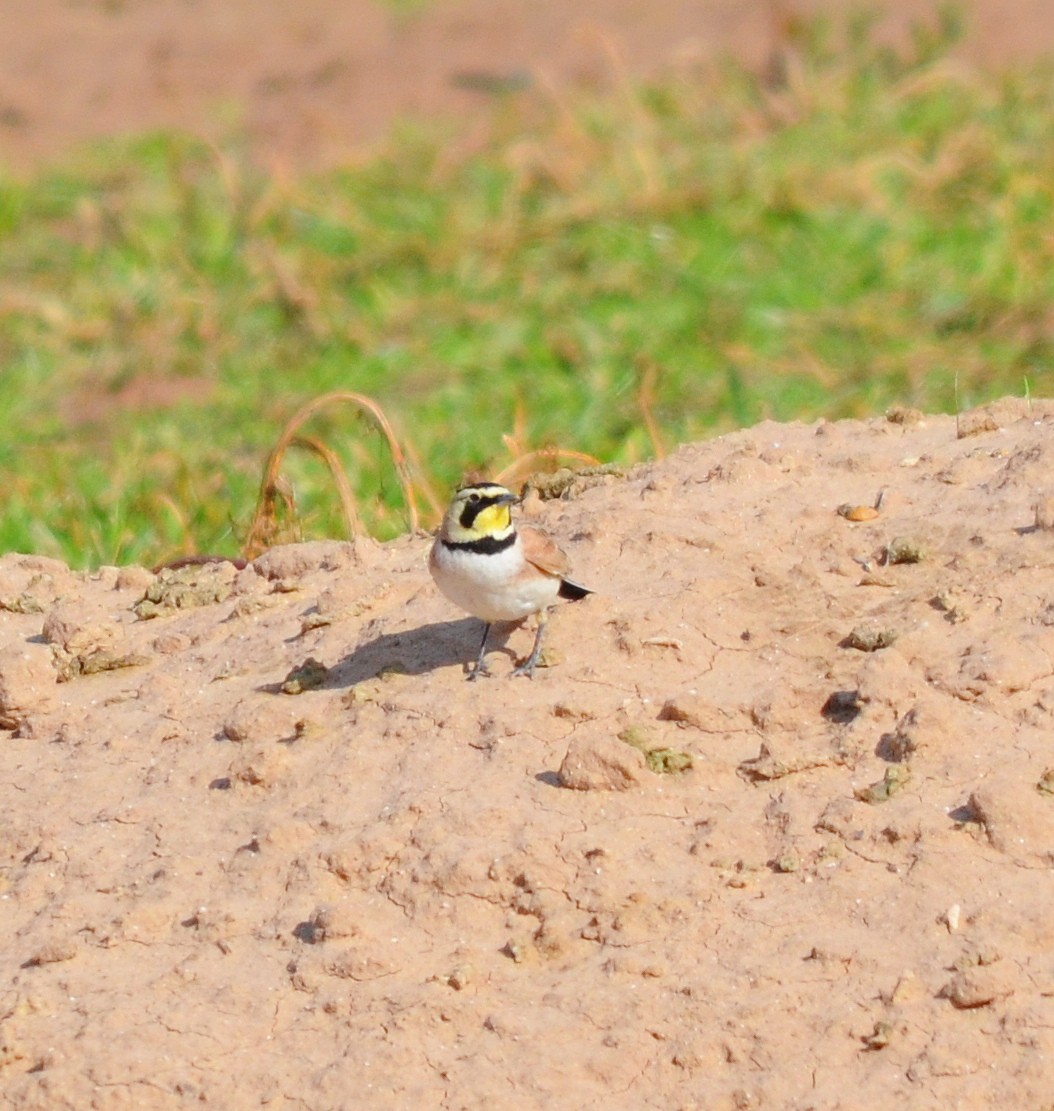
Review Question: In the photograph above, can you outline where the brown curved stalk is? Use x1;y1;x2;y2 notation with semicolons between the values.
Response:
291;434;362;538
244;390;420;558
401;436;444;522
637;360;667;459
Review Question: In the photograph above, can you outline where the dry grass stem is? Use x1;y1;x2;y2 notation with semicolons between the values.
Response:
637;360;667;460
244;390;422;558
291;434;363;538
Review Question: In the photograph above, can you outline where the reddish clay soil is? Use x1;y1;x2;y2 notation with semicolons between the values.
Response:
3;399;1054;1108
3;0;1054;173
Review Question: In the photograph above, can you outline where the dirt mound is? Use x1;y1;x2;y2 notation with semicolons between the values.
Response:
3;398;1054;1108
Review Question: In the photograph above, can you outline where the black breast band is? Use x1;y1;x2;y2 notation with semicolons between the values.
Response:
443;533;516;556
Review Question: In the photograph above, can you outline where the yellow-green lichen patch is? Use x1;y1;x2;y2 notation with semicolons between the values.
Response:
53;647;151;683
855;764;911;804
524;464;626;501
886;406;923;426
844;626;898;652
862;1021;894;1051
133;563;237;619
643;747;693;774
885;536;928;565
617;725;654;750
617;726;693;775
0;592;45;615
281;657;329;694
932;590;970;623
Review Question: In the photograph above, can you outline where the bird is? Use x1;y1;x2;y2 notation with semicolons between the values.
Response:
429;481;593;679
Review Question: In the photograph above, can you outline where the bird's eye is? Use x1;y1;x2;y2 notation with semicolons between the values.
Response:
467;492;480;504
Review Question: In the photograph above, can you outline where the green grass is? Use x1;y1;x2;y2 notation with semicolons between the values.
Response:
2;9;1053;567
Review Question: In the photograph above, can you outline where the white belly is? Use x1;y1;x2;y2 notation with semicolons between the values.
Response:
430;539;561;623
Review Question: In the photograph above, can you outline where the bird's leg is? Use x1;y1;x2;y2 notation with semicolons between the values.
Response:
511;609;548;678
467;622;493;681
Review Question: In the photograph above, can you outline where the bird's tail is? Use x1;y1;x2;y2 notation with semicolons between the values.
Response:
558;578;593;602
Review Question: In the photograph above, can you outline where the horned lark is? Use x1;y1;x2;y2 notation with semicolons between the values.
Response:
429;482;592;679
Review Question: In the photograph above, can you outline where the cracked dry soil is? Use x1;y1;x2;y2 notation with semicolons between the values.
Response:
3;400;1054;1109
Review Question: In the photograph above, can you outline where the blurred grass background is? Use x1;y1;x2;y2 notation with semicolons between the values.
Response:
1;8;1052;567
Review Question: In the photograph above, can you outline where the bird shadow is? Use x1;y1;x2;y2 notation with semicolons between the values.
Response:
322;617;522;688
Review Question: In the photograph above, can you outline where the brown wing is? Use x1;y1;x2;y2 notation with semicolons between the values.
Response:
519;524;571;579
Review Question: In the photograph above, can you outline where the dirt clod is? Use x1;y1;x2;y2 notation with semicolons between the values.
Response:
559;732;653;790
